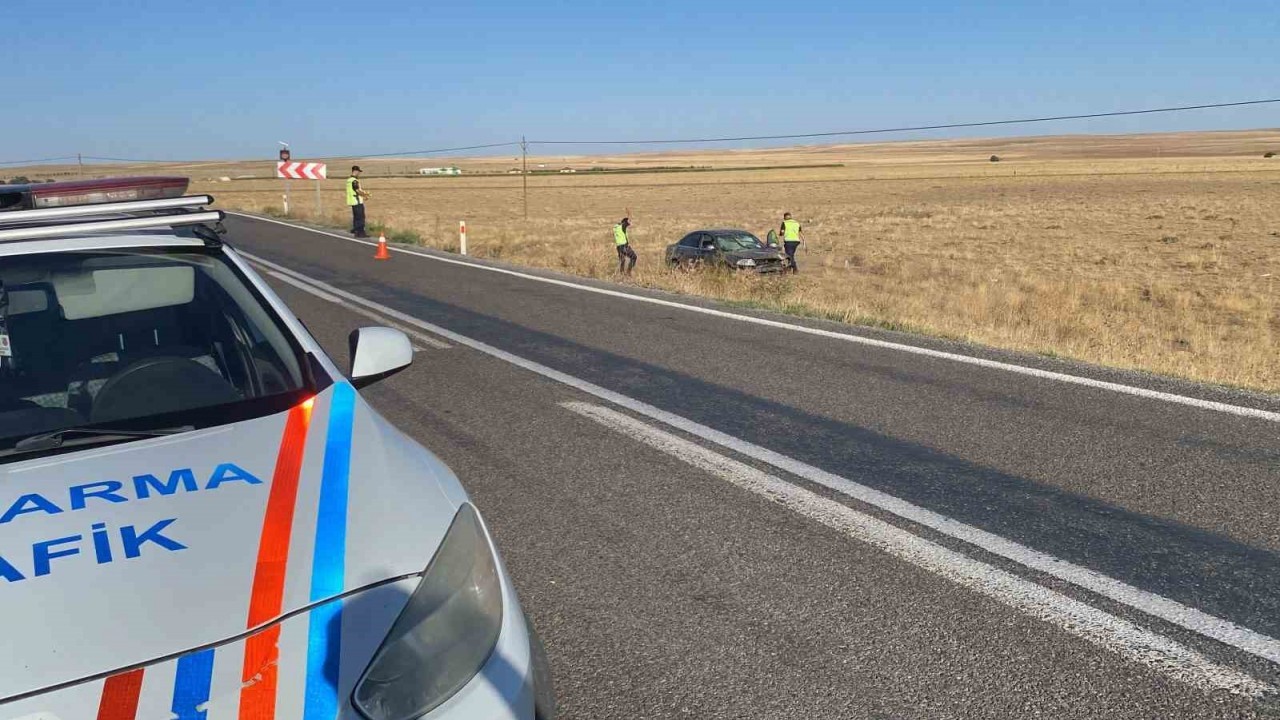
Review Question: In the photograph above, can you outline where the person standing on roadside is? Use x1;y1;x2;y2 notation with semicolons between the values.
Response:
346;165;372;238
780;212;803;272
614;217;637;274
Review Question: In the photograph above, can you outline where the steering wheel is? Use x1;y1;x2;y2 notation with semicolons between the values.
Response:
90;356;241;423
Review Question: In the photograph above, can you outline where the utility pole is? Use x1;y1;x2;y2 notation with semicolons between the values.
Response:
521;136;528;220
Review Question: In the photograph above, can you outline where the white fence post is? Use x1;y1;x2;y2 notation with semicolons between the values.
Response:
459;221;468;255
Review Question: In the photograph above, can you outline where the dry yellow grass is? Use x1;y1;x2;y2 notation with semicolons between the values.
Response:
19;131;1279;391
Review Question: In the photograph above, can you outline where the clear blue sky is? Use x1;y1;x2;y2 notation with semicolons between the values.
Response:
3;0;1277;161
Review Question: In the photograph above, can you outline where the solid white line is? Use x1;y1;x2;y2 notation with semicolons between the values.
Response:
237;250;1280;669
230;212;1280;423
559;400;1272;697
262;268;452;350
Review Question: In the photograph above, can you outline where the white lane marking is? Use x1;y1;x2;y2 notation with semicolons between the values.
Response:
238;250;1280;668
262;268;451;350
264;268;343;303
231;212;1280;423
560;400;1273;697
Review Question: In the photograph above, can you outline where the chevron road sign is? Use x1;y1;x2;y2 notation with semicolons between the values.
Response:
275;160;328;216
276;161;327;180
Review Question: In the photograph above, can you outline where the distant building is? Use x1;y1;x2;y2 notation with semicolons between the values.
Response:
559;167;577;174
419;166;462;176
507;168;523;174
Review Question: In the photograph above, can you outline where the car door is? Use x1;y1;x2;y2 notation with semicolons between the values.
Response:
675;233;701;261
697;233;719;263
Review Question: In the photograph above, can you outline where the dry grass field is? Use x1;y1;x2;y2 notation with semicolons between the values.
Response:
13;130;1280;391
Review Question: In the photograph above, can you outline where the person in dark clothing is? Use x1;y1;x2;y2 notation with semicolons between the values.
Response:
346;165;371;238
613;217;637;274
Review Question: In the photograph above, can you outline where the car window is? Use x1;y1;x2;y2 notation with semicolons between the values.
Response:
0;248;311;451
678;233;701;248
715;233;764;251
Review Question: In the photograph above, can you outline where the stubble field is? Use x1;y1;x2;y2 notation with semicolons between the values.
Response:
87;131;1280;391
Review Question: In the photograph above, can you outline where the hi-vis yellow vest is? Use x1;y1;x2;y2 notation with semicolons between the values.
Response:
613;224;628;246
782;219;801;241
346;176;361;206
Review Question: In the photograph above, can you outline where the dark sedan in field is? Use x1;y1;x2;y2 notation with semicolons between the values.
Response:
665;229;790;273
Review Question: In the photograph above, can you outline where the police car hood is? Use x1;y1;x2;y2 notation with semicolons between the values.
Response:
0;384;460;702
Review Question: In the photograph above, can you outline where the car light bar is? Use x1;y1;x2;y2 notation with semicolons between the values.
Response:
0;210;225;242
0;195;214;226
0;177;190;212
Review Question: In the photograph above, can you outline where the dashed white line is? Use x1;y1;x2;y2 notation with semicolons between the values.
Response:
236;249;1280;673
230;212;1280;423
560;400;1273;697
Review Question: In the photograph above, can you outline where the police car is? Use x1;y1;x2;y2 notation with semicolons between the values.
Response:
0;178;554;719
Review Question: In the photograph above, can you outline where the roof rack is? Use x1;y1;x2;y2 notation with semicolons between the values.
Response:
0;178;226;245
0;195;214;226
0;210;225;242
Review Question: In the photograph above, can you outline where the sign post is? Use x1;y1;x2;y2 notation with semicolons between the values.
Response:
276;160;328;219
278;147;291;216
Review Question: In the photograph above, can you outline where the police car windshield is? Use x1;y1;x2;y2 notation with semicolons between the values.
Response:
716;233;764;251
0;249;310;453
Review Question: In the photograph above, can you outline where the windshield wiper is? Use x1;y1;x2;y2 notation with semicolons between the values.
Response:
11;425;196;453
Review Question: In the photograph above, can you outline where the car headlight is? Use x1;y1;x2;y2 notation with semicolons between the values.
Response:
735;258;756;267
353;504;503;720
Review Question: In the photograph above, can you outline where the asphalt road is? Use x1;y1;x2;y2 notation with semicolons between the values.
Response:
225;213;1280;719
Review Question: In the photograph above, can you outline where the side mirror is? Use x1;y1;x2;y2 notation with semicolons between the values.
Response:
348;326;413;389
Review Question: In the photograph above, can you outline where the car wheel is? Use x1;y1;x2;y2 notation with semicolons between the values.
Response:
527;614;557;720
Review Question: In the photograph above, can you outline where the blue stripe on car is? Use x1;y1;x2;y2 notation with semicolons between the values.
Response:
303;383;357;719
170;648;215;720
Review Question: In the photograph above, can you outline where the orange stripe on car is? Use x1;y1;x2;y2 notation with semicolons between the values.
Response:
95;668;144;720
239;398;314;719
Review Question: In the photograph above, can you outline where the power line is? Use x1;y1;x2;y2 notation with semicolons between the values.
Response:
67;141;523;165
2;97;1276;166
0;155;78;167
528;98;1280;146
314;141;521;160
81;156;189;164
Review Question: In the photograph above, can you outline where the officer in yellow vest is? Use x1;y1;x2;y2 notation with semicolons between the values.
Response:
346;166;371;238
613;217;637;274
779;212;803;272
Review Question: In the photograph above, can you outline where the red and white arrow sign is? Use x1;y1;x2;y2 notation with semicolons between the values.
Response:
276;161;328;180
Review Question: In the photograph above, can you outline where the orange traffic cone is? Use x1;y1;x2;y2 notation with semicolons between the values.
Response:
374;232;390;261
